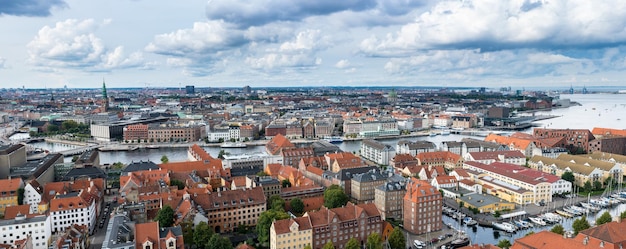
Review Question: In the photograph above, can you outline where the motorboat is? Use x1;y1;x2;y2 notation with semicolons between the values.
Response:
463;217;478;226
541;213;562;223
555;209;573;218
516;219;532;228
580;202;601;212
528;217;547;226
562;206;581;216
492;222;516;233
220;142;247;148
440;129;451;135
323;136;344;144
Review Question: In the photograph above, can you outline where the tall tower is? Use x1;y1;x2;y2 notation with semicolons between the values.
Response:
102;78;109;112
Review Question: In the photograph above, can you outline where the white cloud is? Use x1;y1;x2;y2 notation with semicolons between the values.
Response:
27;19;146;72
360;0;626;57
246;29;330;70
526;53;577;64
335;59;350;69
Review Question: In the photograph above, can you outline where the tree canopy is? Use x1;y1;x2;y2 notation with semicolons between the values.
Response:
194;221;214;248
550;224;565;235
154;205;174;227
324;185;349;208
345;238;360;249
596;211;613;225
497;239;512;249
290;198;304;214
161;155;169;163
268;195;286;211
322;242;335;249
256;209;290;245
169;179;185;190
620;210;626;220
366;233;383;249
388;227;406;249
206;234;233;249
561;171;575;184
573;216;591;235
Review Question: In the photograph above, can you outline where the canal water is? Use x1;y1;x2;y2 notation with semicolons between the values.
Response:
442;202;626;245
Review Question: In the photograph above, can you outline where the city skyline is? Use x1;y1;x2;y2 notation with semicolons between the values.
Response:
2;0;626;89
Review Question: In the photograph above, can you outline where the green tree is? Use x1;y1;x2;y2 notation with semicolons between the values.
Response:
194;221;214;248
497;239;512;249
161;155;169;164
290;198;304;214
459;201;465;209
584;181;592;192
388;227;406;249
304;245;312;249
561;171;575;184
550;224;565;235
596;211;613;225
180;220;194;248
282;179;292;188
593;180;602;190
256;209;290;245
47;124;59;133
324;185;349;208
322;242;335;249
218;149;227;159
72;155;79;162
620;210;626;220
572;216;591;235
268;195;285;211
256;171;269;177
345;238;360;249
61;120;78;131
207;233;233;249
367;233;383;249
170;179;185;190
17;188;24;205
154;205;174;227
112;162;125;170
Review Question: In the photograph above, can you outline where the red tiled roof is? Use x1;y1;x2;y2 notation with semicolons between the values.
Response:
273;216;312;235
4;205;32;219
266;134;295;155
0;178;23;194
135;222;160;249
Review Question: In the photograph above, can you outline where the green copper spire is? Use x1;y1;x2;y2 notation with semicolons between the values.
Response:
102;78;108;99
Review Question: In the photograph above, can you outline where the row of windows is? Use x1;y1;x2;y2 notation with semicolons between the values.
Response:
1;222;44;230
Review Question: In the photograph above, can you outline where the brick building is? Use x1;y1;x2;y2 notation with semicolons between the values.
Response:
403;178;442;235
533;128;595;154
306;203;382;249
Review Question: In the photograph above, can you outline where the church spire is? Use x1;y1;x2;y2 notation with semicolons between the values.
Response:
102;78;109;111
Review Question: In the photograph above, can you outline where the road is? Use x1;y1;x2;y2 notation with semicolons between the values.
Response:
90;195;117;249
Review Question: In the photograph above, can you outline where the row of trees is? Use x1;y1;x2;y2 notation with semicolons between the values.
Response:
561;171;620;193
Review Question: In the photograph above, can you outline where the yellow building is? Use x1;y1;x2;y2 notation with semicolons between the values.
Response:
270;217;312;249
457;194;515;214
0;178;24;215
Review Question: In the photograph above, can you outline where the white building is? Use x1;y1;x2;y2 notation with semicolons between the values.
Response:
465;150;527;166
24;181;43;214
207;128;230;142
360;139;396;166
49;191;97;234
228;126;241;141
0;215;51;249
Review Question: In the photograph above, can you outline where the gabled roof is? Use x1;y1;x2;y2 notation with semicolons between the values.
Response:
135;222;160;249
558;154;618;172
0;178;23;194
4;205;32;219
579;220;626;244
467;150;525;161
266;134;295;155
273;216;312;235
416;151;462;163
529;156;598;176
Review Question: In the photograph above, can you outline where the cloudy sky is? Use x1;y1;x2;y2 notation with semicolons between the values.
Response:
2;0;626;89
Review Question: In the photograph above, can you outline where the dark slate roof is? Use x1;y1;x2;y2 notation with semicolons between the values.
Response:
376;181;406;192
230;165;263;177
122;161;159;173
334;166;377;181
63;166;107;180
352;169;388;183
159;226;183;238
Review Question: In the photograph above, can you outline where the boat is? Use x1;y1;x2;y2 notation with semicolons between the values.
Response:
449;236;470;248
492;222;516;233
562;206;581;216
429;132;438;137
220;142;247;148
541;213;562;223
515;219;532;228
528;217;547;226
580;202;601;212
440;129;451;135
555;209;573;218
463;217;477;226
323;136;344;144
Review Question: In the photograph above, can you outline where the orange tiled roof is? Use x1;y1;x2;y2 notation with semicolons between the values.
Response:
273;216;312;235
135;222;160;249
459;245;500;249
189;144;213;161
235;243;256;249
416;151;461;164
579;220;626;244
592;127;626;137
512;230;594;249
4;205;32;219
0;178;23;194
485;134;533;150
404;178;440;202
266;134;295;155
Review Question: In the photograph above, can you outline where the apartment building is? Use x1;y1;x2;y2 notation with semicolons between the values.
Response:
122;124;149;142
403;178;442;235
148;124;204;142
416;151;464;170
528;156;604;187
397;141;437;156
0;178;24;215
306;203;382;249
281;147;315;168
533;128;595;154
49;190;98;233
360;140;396;166
463;161;569;204
0;215;51;249
192;187;266;233
0;144;27;179
351;169;388;203
559;154;624;182
270;217;312;249
374;181;406;220
465;150;526;166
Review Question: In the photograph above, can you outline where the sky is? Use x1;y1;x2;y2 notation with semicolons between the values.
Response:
2;0;626;89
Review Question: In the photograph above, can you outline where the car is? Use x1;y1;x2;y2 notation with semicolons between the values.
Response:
413;240;426;249
438;235;446;241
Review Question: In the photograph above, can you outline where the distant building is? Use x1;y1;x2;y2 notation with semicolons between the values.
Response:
270;217;312;249
360;139;396;166
533;128;595;154
403;178;442;235
305;203;382;249
487;107;509;118
185;85;195;94
397;140;437;156
191;187;266;233
243;85;252;94
351;169;389;203
0;215;50;249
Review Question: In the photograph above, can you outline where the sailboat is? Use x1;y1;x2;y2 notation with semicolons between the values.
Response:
449;210;470;248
